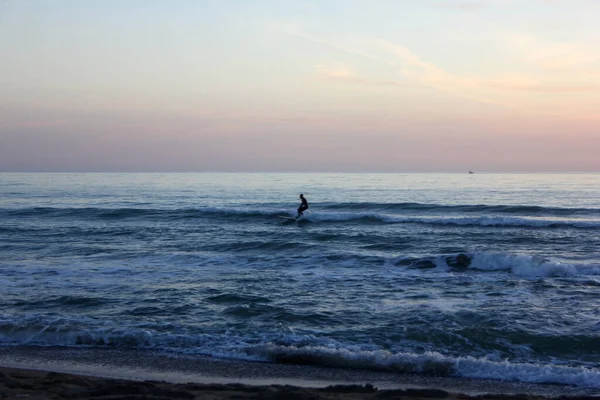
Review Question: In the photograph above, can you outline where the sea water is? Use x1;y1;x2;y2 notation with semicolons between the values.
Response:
1;173;599;388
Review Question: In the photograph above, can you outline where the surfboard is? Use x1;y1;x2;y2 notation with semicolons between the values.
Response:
278;216;298;221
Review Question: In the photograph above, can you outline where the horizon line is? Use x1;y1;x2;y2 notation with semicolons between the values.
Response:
1;171;599;174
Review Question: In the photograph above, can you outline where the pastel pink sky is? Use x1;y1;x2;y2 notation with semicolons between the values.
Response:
1;0;599;172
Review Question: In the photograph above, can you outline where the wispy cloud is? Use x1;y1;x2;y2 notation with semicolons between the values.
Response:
287;25;599;117
376;40;599;93
316;64;405;86
527;42;600;70
286;28;396;66
377;38;600;118
441;1;488;11
316;64;357;80
483;78;599;93
494;26;600;71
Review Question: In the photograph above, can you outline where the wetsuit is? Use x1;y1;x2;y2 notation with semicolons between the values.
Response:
297;196;309;217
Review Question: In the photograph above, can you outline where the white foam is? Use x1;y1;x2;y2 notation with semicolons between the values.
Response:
202;206;286;217
455;356;600;388
194;206;600;229
308;212;600;229
2;321;599;389
466;252;600;277
248;344;600;388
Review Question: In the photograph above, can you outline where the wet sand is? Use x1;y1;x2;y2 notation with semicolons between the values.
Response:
1;347;598;399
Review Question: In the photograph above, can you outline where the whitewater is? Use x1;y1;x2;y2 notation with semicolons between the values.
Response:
1;173;599;389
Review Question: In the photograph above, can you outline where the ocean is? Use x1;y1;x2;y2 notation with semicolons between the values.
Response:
1;173;599;389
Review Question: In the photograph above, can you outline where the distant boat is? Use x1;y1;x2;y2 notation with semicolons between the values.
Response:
469;171;474;174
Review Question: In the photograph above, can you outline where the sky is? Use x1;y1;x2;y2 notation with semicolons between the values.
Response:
0;0;599;172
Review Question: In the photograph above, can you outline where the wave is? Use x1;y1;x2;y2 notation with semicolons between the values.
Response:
249;344;600;388
0;207;163;219
463;252;600;277
405;252;600;278
308;213;600;229
321;202;600;216
0;203;600;223
1;321;598;388
0;206;282;221
0;322;155;348
11;295;112;309
4;206;599;230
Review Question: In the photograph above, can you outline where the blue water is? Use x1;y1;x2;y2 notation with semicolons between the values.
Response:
1;173;599;387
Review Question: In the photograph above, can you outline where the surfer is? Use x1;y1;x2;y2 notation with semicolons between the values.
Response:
297;194;308;219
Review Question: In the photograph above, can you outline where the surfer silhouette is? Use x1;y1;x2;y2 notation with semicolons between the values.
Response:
297;194;308;219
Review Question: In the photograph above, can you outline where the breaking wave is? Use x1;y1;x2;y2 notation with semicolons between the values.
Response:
1;322;598;388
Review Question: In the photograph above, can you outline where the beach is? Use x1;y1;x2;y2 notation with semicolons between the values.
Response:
0;366;529;400
2;173;600;396
0;366;485;400
1;347;599;399
3;0;600;394
0;368;560;400
3;365;600;400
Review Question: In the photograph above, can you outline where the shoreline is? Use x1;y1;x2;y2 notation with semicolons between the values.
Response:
2;367;600;400
1;347;599;399
0;366;556;400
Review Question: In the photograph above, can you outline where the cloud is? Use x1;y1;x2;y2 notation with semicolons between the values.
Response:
493;27;600;71
316;64;405;86
286;28;396;65
483;77;599;93
527;42;600;70
374;40;460;88
441;1;488;11
288;27;600;118
316;64;356;80
374;39;600;120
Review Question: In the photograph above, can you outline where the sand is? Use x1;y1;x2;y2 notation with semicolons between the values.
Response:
2;366;597;400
